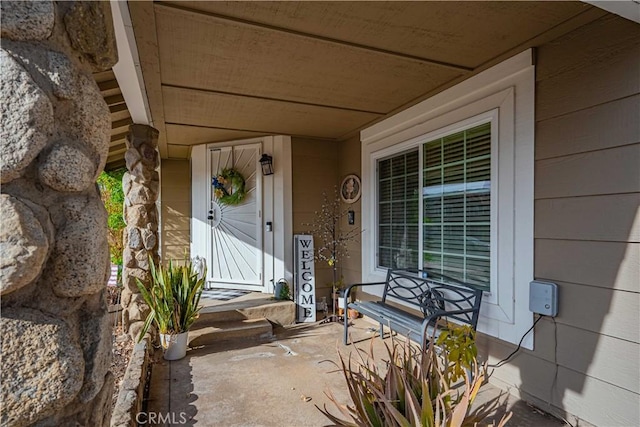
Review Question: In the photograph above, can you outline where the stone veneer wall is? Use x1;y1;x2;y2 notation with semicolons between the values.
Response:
110;340;150;427
0;2;117;426
121;124;160;342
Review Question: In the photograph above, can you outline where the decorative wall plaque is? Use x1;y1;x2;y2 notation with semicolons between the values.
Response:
340;174;361;204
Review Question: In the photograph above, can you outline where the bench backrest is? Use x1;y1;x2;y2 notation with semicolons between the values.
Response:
381;269;484;329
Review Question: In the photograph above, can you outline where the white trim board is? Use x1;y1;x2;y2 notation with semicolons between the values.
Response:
110;0;152;125
583;1;640;24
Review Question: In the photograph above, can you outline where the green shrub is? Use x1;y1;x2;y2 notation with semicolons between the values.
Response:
319;327;511;427
97;169;126;266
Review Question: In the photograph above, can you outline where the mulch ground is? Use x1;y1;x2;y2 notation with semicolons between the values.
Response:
110;326;134;410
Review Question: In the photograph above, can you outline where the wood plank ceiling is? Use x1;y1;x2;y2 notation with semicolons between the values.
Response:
107;0;600;162
94;69;132;171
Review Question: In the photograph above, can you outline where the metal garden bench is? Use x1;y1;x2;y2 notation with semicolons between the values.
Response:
343;269;484;346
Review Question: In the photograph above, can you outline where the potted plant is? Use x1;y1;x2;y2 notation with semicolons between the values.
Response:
333;280;358;319
332;278;347;310
136;257;206;360
274;278;290;301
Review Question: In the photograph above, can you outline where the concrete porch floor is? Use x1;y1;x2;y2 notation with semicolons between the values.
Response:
145;316;568;427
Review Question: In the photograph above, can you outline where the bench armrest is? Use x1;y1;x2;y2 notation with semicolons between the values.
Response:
343;281;386;345
344;282;386;301
420;308;481;339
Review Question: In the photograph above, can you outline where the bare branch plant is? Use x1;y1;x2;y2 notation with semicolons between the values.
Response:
304;187;362;321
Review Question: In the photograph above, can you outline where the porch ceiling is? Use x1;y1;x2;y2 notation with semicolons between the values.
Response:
123;0;601;161
94;69;132;171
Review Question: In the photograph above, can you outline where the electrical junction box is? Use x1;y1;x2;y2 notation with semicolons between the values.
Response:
529;280;558;316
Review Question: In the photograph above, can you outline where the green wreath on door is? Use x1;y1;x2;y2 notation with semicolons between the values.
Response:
211;168;246;206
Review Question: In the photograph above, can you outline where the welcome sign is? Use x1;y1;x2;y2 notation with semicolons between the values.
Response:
294;235;316;322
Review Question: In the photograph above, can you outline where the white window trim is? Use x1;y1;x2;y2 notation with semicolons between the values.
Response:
361;49;535;349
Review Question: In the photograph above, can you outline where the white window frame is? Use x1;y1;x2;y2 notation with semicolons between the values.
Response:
361;50;535;348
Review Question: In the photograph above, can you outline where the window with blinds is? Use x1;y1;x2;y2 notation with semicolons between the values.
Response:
377;122;491;289
423;123;491;288
378;150;419;270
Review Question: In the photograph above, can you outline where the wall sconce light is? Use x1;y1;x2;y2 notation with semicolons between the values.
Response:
259;154;274;176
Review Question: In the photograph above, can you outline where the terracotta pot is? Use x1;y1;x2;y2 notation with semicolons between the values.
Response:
338;308;359;319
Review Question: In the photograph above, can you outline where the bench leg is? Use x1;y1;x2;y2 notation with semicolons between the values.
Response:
380;323;384;340
465;367;474;385
344;308;349;345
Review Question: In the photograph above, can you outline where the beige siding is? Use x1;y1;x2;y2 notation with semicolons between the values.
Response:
486;343;640;427
291;137;339;299
535;15;640;121
549;281;639;342
338;135;362;286
536;94;639;160
160;159;191;262
535;194;639;242
535;144;640;198
478;14;640;427
535;240;639;292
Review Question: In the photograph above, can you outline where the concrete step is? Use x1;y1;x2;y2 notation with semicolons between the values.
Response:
196;299;296;327
193;309;247;328
189;318;273;348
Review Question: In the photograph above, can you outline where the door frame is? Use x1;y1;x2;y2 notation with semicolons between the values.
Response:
191;136;293;293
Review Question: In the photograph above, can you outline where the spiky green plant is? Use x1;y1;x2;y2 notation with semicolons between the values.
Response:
318;330;511;427
135;257;206;343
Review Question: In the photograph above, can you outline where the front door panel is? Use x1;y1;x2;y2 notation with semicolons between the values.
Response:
208;144;262;289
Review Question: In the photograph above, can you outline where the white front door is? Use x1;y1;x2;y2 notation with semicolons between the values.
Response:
191;136;293;295
207;144;262;290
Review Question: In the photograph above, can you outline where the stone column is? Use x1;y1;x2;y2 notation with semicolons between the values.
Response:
121;124;160;342
0;1;118;426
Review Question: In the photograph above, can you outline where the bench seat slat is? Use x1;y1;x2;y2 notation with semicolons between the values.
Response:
350;301;422;329
350;301;438;344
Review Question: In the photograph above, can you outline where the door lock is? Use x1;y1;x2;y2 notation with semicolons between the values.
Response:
208;204;222;228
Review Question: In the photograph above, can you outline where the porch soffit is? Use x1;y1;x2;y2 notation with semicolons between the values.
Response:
125;0;599;160
93;69;131;171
